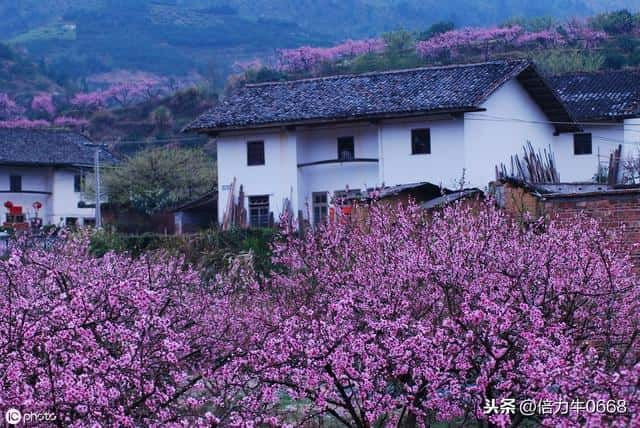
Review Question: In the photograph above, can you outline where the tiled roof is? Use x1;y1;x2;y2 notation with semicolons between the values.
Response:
0;128;116;166
548;69;640;121
185;60;541;132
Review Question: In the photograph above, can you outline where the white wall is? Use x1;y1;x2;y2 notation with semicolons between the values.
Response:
380;116;465;188
51;168;95;225
0;166;95;225
553;124;624;182
464;79;559;188
217;129;299;224
297;124;379;219
0;165;53;222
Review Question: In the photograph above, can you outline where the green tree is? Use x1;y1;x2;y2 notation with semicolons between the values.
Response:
531;50;604;74
150;105;174;131
101;147;216;215
417;21;455;41
589;9;637;35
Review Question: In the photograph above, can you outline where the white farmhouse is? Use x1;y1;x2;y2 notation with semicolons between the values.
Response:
186;60;632;226
0;128;114;227
549;69;640;182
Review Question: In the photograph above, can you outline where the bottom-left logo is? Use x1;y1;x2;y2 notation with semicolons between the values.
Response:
5;408;21;425
4;408;57;425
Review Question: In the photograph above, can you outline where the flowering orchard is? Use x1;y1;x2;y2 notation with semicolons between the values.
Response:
1;201;639;426
276;38;387;72
216;201;640;426
0;75;170;130
0;236;249;427
416;21;607;59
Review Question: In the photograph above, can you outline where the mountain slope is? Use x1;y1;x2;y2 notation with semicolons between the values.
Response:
0;0;638;80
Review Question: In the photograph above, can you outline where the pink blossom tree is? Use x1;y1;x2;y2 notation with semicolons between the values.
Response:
53;116;90;130
277;38;386;72
31;93;56;118
416;26;523;58
0;118;50;128
3;202;639;426
0;236;246;427
0;93;25;120
214;201;640;426
70;90;110;114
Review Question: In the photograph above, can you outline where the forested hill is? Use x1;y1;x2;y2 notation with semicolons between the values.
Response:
0;0;638;82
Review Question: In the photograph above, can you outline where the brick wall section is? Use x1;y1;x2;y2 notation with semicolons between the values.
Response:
496;181;640;265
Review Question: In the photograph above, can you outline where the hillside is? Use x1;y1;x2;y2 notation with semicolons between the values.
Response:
0;43;61;97
1;0;639;82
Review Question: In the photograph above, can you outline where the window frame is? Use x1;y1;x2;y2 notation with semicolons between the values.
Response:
411;128;431;155
573;133;592;155
337;136;355;161
312;191;329;226
248;195;270;228
74;174;84;193
247;140;265;166
9;175;22;192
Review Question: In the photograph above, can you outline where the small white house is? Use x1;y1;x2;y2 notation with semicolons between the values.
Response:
0;128;114;227
185;60;634;226
549;69;640;182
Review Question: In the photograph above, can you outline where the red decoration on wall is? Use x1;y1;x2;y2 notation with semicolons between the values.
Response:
4;201;13;209
32;201;42;210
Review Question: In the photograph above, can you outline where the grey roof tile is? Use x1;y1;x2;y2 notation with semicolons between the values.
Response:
548;69;640;121
0;128;116;166
185;60;534;132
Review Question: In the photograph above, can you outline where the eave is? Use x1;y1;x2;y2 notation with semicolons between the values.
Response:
516;65;582;134
182;107;486;136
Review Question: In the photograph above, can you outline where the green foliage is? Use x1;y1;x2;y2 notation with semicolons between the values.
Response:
244;67;287;84
503;15;557;32
604;52;627;69
418;21;455;41
101;147;216;216
382;30;416;53
589;9;639;34
150;105;173;130
89;227;275;277
530;50;605;74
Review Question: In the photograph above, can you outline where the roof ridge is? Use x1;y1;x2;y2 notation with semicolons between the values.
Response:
244;59;531;88
552;68;640;78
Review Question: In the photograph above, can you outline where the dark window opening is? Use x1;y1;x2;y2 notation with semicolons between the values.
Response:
65;217;78;227
249;195;270;228
83;218;96;227
9;175;21;192
411;128;431;154
337;136;355;161
574;133;592;155
74;174;85;193
247;141;265;166
333;189;363;205
6;213;25;223
312;192;328;226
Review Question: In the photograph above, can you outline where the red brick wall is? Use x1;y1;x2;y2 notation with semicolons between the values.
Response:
497;182;640;265
541;195;640;265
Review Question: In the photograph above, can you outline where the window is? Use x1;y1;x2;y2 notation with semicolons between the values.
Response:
337;136;355;161
574;133;592;155
74;174;85;193
249;195;270;228
312;192;328;226
65;217;78;227
9;175;21;192
83;218;96;227
411;128;431;154
247;141;265;166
